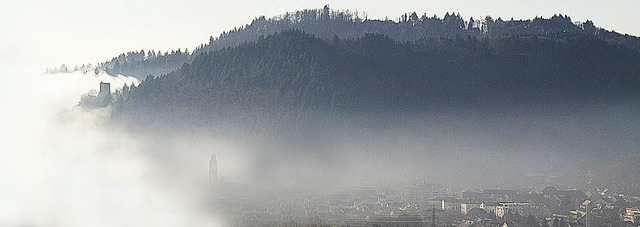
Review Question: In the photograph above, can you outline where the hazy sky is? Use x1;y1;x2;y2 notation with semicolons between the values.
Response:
1;0;639;69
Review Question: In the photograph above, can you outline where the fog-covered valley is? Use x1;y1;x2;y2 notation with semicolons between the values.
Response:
3;4;640;226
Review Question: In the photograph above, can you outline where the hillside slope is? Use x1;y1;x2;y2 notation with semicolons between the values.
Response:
111;30;640;131
99;6;640;80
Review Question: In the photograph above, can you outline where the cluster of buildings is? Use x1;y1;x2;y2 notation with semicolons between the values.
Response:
209;181;640;226
409;185;640;226
207;153;639;226
206;143;639;226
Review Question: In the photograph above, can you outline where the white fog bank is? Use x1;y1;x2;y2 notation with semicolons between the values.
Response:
0;69;216;227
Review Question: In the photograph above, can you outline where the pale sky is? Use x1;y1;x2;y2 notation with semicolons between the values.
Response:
1;0;639;69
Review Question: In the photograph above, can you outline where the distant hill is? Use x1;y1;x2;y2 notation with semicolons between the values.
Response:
110;30;640;131
104;10;640;193
95;6;640;80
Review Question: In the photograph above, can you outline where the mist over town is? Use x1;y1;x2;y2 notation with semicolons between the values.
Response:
2;2;640;226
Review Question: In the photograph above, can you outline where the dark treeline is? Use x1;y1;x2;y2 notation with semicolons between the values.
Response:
111;30;640;132
201;6;640;53
102;49;191;79
96;5;640;80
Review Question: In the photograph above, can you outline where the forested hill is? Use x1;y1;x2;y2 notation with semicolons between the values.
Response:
97;6;640;79
110;30;640;130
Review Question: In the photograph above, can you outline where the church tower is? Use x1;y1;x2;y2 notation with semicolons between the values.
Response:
209;153;218;186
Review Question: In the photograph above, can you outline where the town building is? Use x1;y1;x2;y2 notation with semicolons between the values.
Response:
495;202;533;218
483;189;518;202
624;208;640;223
461;202;481;215
441;197;460;212
480;201;499;214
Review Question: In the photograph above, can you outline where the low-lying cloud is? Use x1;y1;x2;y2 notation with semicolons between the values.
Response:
2;65;639;226
0;70;216;227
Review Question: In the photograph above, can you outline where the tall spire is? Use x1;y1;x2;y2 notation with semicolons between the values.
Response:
209;153;218;186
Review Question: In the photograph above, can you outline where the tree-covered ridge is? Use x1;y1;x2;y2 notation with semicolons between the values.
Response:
203;7;640;51
111;30;640;129
93;6;640;80
103;49;192;79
